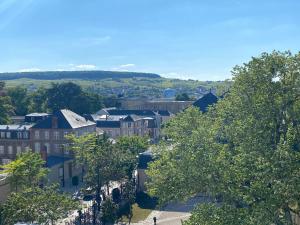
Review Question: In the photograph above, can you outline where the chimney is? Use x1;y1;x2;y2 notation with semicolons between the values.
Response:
52;116;58;129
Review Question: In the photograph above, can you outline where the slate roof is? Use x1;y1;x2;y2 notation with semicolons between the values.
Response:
106;109;157;117
46;155;72;167
26;113;49;117
32;109;95;129
0;124;33;130
137;150;154;169
193;92;218;112
122;115;143;122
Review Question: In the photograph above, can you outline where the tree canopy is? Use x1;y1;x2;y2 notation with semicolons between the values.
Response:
0;151;77;225
147;51;300;225
0;82;13;124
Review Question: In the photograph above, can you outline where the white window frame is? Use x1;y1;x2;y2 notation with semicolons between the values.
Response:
45;131;50;140
35;131;40;139
35;142;40;153
54;131;60;140
16;146;22;154
8;146;13;154
0;146;4;154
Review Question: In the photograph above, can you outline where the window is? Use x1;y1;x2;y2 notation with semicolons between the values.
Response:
0;146;4;154
44;131;50;139
35;142;40;153
23;132;29;139
16;146;22;154
54;131;60;140
8;146;13;154
44;143;50;154
2;159;11;165
54;144;60;152
0;132;5;138
6;132;11;138
35;131;40;139
17;132;23;139
128;122;132;128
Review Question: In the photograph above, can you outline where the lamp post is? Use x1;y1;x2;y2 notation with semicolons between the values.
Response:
61;145;65;188
78;209;82;225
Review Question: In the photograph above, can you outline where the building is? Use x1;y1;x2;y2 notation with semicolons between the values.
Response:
0;173;10;203
92;108;164;141
119;99;193;114
136;150;154;192
0;124;33;164
30;109;96;156
163;88;176;98
0;109;96;165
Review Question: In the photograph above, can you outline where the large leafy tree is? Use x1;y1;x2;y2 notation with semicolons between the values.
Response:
7;86;31;115
115;136;149;179
147;51;300;224
0;81;13;124
46;82;104;114
0;151;77;225
1;185;77;225
68;134;122;210
1;151;49;192
68;134;149;218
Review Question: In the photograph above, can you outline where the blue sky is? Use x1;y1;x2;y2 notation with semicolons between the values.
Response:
0;0;300;80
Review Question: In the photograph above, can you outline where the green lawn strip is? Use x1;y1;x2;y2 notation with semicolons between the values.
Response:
120;203;153;223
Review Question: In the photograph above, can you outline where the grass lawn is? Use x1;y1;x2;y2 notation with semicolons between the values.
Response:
119;192;158;223
120;203;153;223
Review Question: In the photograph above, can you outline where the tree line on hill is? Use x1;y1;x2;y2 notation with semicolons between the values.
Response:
0;70;160;80
0;81;120;122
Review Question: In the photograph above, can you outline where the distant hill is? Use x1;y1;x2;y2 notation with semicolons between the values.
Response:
0;70;161;80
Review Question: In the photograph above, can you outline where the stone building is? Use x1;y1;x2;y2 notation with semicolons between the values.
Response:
0;109;96;165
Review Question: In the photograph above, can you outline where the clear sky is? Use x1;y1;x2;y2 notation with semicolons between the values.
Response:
0;0;300;80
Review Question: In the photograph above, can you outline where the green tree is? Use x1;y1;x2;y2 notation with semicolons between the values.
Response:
68;134;123;209
115;136;149;179
28;87;48;113
1;185;77;225
175;93;191;101
46;82;104;114
46;82;82;113
1;151;49;192
0;151;78;225
147;51;300;225
7;86;31;115
0;82;13;124
101;198;118;224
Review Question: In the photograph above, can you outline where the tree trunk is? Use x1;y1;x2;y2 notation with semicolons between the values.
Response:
106;182;110;196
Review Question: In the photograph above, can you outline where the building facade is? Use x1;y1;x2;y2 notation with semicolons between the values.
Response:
0;109;96;165
91;109;164;141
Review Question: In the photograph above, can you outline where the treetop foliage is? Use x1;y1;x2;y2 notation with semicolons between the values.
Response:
147;51;300;225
